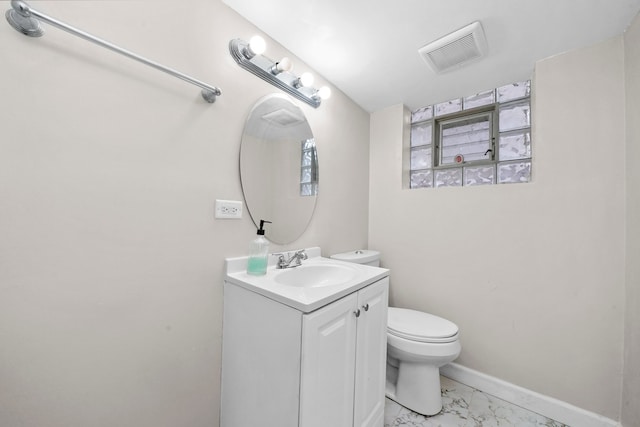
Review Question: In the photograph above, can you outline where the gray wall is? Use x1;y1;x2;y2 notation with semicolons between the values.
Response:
0;1;370;426
623;11;640;427
369;36;627;419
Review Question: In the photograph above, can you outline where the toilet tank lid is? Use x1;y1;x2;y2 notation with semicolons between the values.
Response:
330;250;380;264
388;307;459;340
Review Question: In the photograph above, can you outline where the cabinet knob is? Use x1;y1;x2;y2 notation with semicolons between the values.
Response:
354;309;361;318
362;303;369;311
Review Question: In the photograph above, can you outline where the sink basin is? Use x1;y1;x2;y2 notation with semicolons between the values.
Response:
225;248;389;312
274;264;358;288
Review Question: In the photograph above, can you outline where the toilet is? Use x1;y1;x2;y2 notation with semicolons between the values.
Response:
331;250;461;416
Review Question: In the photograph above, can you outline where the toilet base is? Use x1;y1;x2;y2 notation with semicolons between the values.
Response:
385;360;443;416
385;362;398;398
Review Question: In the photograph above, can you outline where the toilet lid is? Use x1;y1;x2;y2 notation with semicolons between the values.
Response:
387;307;459;343
330;250;380;264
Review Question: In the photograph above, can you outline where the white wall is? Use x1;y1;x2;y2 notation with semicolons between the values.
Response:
369;37;626;419
0;1;370;426
623;12;640;427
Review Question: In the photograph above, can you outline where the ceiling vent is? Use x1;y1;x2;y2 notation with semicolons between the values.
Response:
261;108;304;126
418;21;488;73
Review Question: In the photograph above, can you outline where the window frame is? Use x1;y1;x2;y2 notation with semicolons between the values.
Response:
432;104;498;170
300;138;318;196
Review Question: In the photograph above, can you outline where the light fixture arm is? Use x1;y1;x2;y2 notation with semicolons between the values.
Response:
229;38;322;108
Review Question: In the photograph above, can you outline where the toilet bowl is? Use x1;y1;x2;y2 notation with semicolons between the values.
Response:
386;307;461;415
331;250;462;416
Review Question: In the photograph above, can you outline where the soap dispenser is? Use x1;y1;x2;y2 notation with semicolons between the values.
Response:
247;220;271;275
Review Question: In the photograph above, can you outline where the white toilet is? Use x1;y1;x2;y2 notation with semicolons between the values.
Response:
331;250;461;416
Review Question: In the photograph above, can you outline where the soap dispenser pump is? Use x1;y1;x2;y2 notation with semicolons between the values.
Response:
247;219;271;275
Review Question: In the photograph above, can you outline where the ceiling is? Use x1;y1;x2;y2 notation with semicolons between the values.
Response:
223;0;640;113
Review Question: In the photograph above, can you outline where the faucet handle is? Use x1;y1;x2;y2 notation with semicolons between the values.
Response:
272;253;286;268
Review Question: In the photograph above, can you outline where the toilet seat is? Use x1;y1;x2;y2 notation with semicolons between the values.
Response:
388;307;459;343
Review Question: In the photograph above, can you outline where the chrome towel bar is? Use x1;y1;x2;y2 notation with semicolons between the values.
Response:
5;0;222;103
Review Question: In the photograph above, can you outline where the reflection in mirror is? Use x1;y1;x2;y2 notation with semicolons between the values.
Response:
240;94;318;244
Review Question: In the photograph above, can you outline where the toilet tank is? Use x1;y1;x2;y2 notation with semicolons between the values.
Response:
330;250;380;267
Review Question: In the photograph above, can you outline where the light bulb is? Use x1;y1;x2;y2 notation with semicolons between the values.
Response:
294;72;314;88
270;57;293;75
245;35;266;58
300;72;314;87
316;86;331;100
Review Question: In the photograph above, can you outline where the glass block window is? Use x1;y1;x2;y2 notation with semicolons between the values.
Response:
300;138;318;196
409;80;531;189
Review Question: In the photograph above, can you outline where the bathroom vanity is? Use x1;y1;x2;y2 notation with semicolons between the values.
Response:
221;248;389;427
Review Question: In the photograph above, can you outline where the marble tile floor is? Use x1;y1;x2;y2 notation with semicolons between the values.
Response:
384;376;569;427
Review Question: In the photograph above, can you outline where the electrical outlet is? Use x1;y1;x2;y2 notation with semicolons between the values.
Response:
215;199;243;219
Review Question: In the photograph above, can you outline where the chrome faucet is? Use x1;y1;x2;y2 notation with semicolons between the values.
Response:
276;250;308;269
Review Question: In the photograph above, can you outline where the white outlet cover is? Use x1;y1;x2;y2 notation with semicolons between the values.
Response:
215;199;243;219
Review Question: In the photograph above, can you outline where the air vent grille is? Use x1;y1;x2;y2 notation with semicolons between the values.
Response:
418;22;487;73
261;108;303;126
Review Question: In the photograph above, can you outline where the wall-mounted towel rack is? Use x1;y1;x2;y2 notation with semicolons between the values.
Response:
5;0;222;103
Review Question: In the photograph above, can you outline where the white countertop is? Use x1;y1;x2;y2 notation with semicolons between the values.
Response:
224;247;389;313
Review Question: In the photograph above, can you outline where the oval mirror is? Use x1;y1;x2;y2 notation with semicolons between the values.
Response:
240;94;318;244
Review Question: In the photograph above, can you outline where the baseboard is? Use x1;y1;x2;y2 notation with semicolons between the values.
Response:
440;363;621;427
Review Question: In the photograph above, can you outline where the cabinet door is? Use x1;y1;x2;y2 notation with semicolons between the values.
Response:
300;293;358;427
353;278;389;427
220;283;302;427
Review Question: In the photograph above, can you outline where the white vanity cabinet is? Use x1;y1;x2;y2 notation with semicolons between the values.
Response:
220;276;389;427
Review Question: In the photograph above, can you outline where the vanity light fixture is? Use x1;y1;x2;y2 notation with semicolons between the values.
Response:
229;36;331;108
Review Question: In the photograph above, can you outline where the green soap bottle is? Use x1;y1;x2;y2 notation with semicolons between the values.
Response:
247;219;271;275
